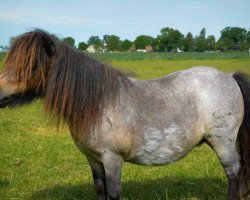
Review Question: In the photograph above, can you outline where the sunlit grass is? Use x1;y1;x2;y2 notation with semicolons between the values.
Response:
91;52;250;61
112;59;250;79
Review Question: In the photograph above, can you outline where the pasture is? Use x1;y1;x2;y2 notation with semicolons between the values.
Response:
91;52;250;61
1;52;250;200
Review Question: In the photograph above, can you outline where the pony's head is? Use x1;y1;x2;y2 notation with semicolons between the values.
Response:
0;29;130;132
0;29;56;108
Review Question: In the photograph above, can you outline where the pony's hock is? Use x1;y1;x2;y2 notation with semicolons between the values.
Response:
0;29;250;200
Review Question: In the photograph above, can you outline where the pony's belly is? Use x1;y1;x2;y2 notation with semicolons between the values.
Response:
127;144;191;166
127;125;196;166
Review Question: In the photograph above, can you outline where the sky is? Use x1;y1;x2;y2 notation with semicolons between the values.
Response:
0;0;250;46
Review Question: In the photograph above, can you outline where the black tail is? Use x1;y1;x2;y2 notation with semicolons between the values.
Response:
233;72;250;185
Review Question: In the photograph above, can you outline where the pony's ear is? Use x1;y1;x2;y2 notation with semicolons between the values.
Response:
3;29;56;70
3;29;57;87
41;33;56;57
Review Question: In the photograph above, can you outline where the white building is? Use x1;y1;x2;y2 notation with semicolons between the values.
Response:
177;48;183;53
86;45;96;53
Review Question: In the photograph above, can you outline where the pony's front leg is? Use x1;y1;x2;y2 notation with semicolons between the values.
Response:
87;157;108;200
103;153;123;200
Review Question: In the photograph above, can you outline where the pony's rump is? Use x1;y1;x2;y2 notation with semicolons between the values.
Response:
233;73;250;185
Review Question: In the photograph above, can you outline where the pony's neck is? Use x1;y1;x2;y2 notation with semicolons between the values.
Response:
44;42;130;132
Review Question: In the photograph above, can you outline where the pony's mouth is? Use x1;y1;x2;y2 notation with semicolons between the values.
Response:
0;97;11;108
0;90;45;109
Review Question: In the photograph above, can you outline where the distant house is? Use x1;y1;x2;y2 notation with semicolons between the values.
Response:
86;45;96;53
136;49;146;52
145;45;153;52
177;48;183;53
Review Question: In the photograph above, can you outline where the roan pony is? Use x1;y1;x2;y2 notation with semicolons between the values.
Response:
0;30;250;200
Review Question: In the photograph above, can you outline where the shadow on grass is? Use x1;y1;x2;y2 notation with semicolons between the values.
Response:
29;176;227;200
0;179;10;188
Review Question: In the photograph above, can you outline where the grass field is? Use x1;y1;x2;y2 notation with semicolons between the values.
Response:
1;51;250;62
1;53;250;200
91;51;250;61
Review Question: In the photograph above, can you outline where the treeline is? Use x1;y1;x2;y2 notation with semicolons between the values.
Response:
4;26;250;53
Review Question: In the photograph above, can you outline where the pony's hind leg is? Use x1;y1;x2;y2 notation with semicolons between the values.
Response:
206;131;241;200
239;168;249;199
87;157;108;200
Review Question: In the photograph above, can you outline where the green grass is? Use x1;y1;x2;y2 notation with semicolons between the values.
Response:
0;106;227;200
2;51;250;62
112;59;250;79
0;52;5;67
1;54;250;199
90;51;250;61
0;52;5;60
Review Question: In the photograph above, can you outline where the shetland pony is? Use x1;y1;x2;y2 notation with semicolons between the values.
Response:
0;30;250;200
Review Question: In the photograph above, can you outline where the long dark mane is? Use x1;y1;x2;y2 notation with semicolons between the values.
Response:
3;29;130;132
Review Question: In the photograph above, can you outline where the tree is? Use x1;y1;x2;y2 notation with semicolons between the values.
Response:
78;42;88;51
87;36;102;49
183;32;194;52
106;35;120;52
158;27;184;52
62;37;75;48
121;39;133;52
217;27;247;51
102;35;110;47
0;45;3;51
195;28;206;52
206;35;216;51
242;30;250;50
134;35;154;50
216;37;234;51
